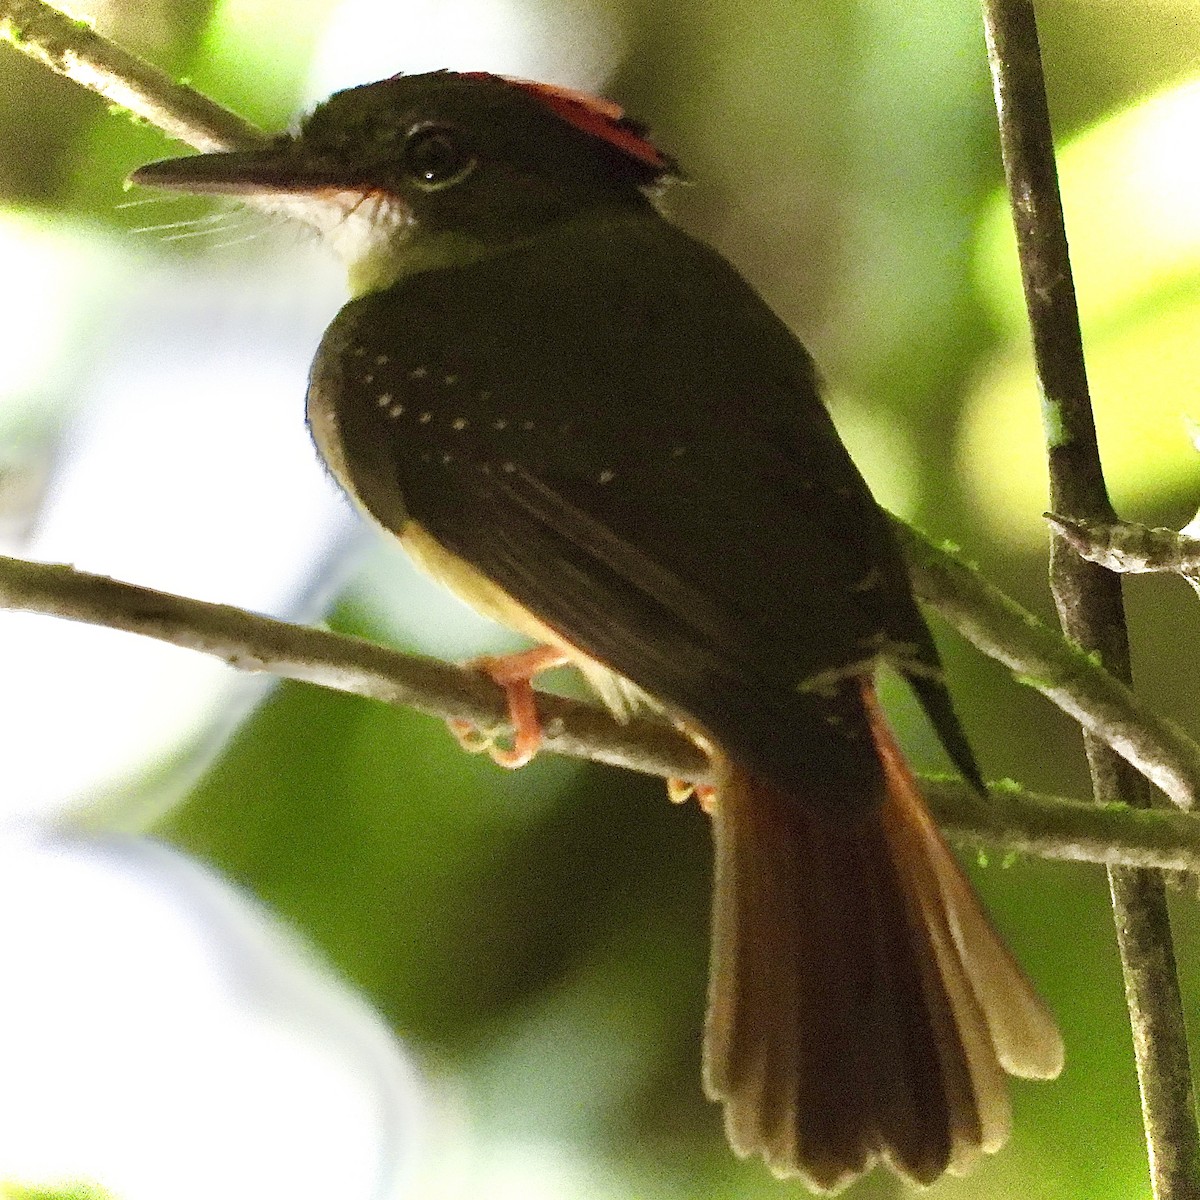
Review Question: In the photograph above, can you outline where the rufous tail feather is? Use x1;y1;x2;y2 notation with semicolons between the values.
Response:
702;684;1062;1192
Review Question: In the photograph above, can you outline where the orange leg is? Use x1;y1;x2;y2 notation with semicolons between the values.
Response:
667;778;718;812
449;646;570;768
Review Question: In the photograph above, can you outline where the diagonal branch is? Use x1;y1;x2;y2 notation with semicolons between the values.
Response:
4;550;1200;872
0;0;264;151
895;520;1200;811
981;4;1200;1197
0;553;712;786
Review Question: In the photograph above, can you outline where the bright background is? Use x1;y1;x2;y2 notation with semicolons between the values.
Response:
0;0;1198;1197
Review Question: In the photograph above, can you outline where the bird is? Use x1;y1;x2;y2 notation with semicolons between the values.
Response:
131;70;1063;1192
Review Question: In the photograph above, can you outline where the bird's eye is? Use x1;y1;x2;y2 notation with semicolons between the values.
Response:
401;123;475;189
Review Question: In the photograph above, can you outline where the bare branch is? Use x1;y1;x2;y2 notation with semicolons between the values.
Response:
924;780;1200;873
0;0;265;151
897;521;1200;811
5;552;1200;871
0;552;712;786
1046;513;1200;596
982;3;1200;1195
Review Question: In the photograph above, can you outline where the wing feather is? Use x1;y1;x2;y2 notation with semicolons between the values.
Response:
309;211;977;790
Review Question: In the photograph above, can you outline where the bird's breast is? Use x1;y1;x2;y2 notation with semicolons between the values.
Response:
398;518;563;642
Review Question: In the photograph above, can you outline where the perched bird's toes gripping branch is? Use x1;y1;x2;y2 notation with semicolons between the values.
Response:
448;644;570;767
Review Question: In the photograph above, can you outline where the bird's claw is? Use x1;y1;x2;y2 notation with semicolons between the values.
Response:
667;777;717;812
449;646;569;769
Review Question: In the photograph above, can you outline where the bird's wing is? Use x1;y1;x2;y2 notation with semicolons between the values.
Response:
310;212;977;792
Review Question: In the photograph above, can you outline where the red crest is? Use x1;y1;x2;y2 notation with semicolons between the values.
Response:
463;72;675;177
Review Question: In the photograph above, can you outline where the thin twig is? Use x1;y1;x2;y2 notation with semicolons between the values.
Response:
6;539;1200;809
982;4;1200;1197
5;551;1200;870
896;520;1200;810
0;0;265;151
923;780;1200;872
1045;513;1200;596
0;553;711;785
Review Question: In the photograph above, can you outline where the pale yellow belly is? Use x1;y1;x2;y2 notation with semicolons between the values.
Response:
398;519;651;719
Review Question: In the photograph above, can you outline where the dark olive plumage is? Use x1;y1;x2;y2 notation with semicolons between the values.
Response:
308;209;974;810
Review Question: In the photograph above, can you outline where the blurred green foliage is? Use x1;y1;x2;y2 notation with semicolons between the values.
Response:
3;0;1199;1196
2;1184;119;1200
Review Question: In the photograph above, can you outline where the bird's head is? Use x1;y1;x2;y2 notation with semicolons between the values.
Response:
131;70;676;293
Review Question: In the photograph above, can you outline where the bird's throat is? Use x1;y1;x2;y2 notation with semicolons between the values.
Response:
344;225;493;297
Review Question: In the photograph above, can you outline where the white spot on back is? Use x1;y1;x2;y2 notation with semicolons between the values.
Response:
452;417;468;430
598;469;615;484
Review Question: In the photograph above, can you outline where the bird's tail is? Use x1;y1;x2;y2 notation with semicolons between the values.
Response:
702;683;1062;1193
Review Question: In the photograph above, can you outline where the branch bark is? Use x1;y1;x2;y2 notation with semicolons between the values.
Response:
0;0;264;151
982;4;1200;1197
895;520;1200;810
4;551;1200;872
0;553;712;785
1045;513;1200;596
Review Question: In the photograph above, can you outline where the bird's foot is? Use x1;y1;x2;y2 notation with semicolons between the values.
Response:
449;646;570;768
666;777;717;812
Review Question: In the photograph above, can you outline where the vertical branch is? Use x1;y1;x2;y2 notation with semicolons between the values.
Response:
981;4;1200;1198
